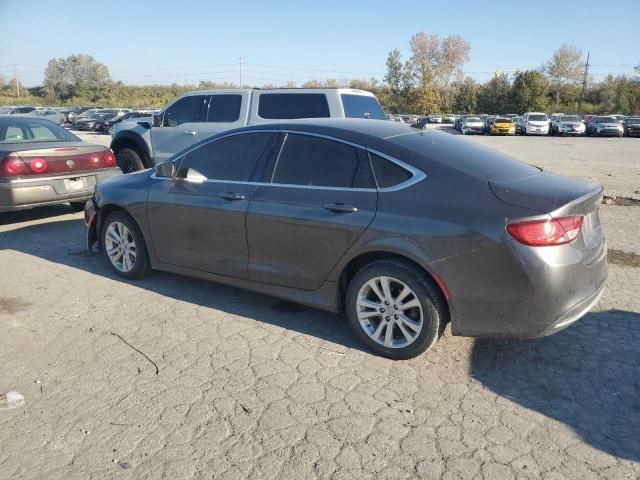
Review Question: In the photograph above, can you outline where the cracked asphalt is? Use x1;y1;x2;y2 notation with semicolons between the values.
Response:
0;131;639;479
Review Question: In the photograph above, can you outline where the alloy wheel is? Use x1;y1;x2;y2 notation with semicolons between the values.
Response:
356;276;423;349
105;221;137;273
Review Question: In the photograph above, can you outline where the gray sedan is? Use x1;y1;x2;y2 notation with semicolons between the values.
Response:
85;119;607;359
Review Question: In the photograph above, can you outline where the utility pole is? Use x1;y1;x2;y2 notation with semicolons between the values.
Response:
14;64;20;98
578;51;590;115
239;57;243;88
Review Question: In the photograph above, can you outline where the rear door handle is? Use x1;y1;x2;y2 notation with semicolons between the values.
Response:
184;130;197;136
322;203;358;213
219;192;246;201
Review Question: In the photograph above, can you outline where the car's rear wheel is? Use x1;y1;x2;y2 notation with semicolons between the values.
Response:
345;260;447;360
116;147;145;173
101;211;151;279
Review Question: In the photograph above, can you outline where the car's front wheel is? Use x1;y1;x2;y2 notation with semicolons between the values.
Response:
101;211;151;279
345;260;447;360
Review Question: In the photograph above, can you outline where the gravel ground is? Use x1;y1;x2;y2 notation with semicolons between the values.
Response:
1;128;639;479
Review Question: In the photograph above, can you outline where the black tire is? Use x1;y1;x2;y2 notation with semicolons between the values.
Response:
69;201;87;212
101;210;151;279
116;147;145;173
345;259;447;360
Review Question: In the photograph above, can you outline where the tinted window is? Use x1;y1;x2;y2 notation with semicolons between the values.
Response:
258;94;330;119
164;95;205;126
206;94;242;122
370;153;412;188
527;114;547;121
272;134;371;188
176;133;273;181
561;116;580;122
0;118;79;144
341;94;386;120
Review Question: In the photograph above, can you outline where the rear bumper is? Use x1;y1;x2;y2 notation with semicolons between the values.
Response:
441;234;608;338
0;169;121;212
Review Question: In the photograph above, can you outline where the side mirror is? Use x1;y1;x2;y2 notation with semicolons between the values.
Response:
154;161;176;178
152;112;163;127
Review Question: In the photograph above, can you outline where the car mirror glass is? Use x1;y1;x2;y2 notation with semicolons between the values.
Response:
154;161;176;178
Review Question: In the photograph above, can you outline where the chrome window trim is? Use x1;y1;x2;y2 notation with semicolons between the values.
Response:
151;129;426;193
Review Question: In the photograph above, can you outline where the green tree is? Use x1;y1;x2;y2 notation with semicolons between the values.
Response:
43;54;112;102
544;44;584;108
452;77;478;113
477;73;512;114
511;70;549;113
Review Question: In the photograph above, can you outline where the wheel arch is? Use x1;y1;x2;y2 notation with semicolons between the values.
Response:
336;250;451;322
110;132;152;168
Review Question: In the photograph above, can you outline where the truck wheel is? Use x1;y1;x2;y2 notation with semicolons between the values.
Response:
116;148;145;173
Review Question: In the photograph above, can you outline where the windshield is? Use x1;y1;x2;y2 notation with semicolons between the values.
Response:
561;116;580;122
626;118;640;125
0;118;80;144
465;117;481;122
598;116;617;123
494;118;511;123
0;107;13;114
528;114;547;122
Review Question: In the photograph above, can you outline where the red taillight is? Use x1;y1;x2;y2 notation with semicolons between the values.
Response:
104;150;116;167
0;155;30;177
507;216;584;246
91;155;102;167
29;157;48;174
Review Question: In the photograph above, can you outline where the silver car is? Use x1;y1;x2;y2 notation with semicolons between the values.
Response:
586;116;624;137
551;115;586;136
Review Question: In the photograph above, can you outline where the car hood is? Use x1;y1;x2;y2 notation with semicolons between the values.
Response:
464;122;483;127
494;122;514;127
598;123;621;128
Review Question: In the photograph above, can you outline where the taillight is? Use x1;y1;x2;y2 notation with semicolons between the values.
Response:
507;216;584;246
1;155;30;177
29;157;48;174
91;155;101;167
104;150;116;167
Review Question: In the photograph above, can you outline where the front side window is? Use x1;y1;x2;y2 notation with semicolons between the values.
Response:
370;153;412;188
176;132;273;181
164;95;205;126
271;134;373;188
258;93;330;119
206;95;242;122
341;94;386;120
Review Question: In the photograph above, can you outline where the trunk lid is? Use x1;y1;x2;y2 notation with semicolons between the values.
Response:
8;142;110;176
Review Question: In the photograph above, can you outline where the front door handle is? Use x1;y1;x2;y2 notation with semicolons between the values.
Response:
322;203;358;213
219;192;246;201
184;130;197;136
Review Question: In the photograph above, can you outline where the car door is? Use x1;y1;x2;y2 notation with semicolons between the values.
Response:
246;132;377;290
146;131;278;277
196;93;248;142
151;94;207;164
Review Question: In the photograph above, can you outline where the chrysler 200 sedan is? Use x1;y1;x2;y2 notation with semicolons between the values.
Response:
85;119;607;359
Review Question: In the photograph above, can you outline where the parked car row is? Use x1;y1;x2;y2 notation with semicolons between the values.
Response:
446;112;640;137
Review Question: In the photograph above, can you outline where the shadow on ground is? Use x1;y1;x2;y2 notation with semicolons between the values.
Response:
470;310;640;461
0;210;364;354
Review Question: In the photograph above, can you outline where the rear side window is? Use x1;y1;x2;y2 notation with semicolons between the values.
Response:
272;134;372;188
341;94;386;120
206;95;242;122
177;132;273;181
370;153;412;188
164;95;205;126
258;93;330;119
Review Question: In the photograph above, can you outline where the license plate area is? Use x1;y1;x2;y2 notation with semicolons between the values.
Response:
64;177;87;191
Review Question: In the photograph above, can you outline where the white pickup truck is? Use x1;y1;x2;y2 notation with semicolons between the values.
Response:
110;88;386;172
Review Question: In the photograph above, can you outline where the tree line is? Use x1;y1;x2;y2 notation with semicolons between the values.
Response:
1;42;639;115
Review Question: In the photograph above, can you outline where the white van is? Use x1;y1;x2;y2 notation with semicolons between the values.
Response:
521;112;549;135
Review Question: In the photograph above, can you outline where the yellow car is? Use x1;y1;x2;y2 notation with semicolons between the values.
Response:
490;117;516;135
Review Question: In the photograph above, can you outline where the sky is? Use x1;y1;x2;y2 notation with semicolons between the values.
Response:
1;0;638;87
